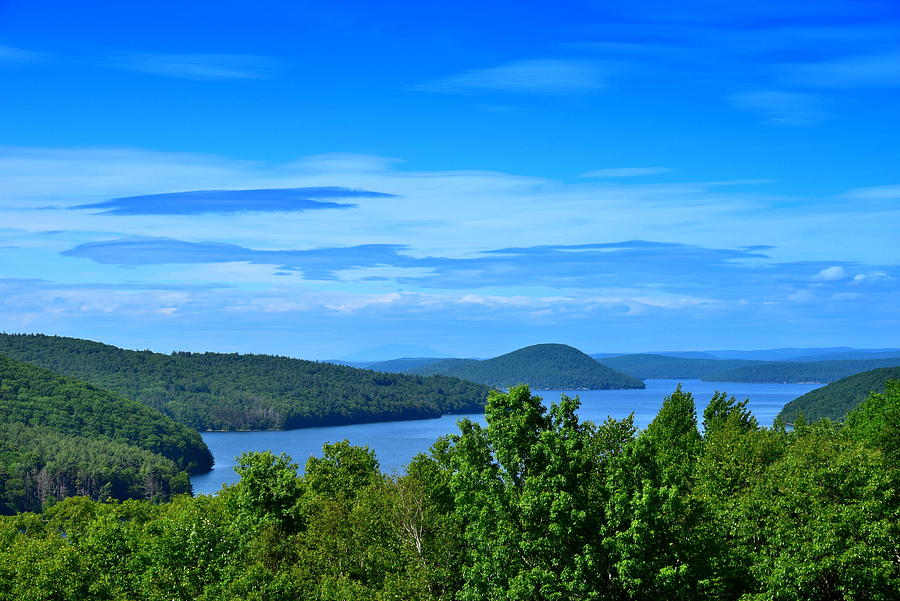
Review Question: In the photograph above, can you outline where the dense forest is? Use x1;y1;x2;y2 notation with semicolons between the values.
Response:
0;355;210;513
594;353;761;379
1;381;898;600
0;334;492;431
702;357;900;384
779;366;900;422
408;343;645;389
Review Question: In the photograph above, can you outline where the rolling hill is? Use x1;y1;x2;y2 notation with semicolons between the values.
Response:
778;366;900;422
0;354;212;512
0;333;492;431
409;343;644;389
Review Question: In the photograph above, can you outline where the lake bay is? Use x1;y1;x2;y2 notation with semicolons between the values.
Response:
191;379;818;494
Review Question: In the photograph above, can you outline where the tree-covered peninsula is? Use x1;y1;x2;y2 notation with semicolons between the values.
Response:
0;334;492;431
1;382;898;599
0;355;212;513
408;343;645;389
779;366;900;422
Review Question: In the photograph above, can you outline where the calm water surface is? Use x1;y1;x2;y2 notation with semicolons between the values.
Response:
191;379;818;495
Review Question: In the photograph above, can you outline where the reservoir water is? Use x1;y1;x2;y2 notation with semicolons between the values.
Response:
191;379;818;495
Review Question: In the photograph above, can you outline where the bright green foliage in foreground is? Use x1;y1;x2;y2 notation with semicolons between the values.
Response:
0;355;211;513
780;366;900;422
0;333;491;431
409;343;645;389
2;383;900;600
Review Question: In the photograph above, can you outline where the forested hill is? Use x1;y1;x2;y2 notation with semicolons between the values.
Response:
779;367;900;422
595;353;761;379
408;343;645;389
0;355;212;513
702;357;900;384
0;333;492;431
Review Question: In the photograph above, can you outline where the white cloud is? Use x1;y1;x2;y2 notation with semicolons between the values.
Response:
814;265;849;281
1;145;899;271
853;272;892;283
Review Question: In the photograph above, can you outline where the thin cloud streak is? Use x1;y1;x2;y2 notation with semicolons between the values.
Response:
415;59;607;94
729;91;829;126
115;53;283;80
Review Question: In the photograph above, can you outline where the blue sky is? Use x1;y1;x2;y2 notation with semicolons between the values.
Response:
1;0;898;358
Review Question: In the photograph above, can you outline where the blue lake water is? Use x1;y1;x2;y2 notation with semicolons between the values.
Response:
190;379;819;495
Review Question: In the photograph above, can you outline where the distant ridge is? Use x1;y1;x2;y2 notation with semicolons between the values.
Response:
779;366;900;422
702;357;900;384
409;343;644;390
595;354;760;380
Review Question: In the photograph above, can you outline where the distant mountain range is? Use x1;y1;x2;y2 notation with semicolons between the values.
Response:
357;347;900;387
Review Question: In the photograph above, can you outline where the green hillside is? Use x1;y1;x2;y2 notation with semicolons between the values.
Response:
703;357;900;383
0;334;491;431
778;367;900;422
595;353;760;379
409;343;644;389
0;355;211;512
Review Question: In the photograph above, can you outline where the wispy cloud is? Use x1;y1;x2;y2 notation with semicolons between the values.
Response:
782;52;900;88
0;45;45;64
71;187;394;215
62;236;900;302
115;53;283;80
62;237;416;280
729;90;829;126
415;59;607;94
581;167;674;178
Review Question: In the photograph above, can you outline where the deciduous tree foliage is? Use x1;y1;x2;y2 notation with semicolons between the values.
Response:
1;382;899;599
0;355;209;513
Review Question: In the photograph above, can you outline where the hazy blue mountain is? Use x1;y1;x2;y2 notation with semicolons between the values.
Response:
788;349;900;362
366;357;450;372
338;343;451;362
